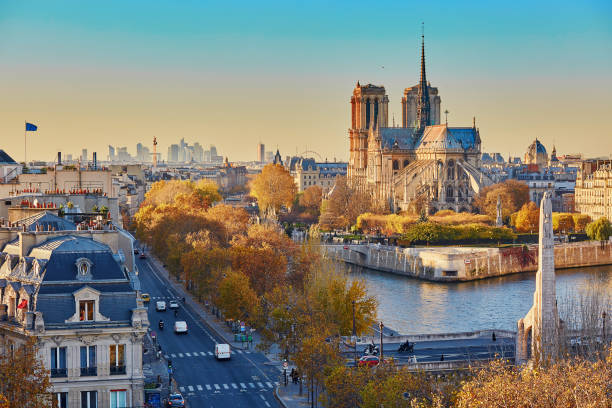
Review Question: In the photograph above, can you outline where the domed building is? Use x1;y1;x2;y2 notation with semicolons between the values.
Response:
524;139;548;167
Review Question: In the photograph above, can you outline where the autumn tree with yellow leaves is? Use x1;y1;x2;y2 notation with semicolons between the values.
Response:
250;163;297;218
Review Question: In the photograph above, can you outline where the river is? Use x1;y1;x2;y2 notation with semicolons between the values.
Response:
341;263;612;335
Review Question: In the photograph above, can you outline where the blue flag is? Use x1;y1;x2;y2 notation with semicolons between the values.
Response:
25;122;37;131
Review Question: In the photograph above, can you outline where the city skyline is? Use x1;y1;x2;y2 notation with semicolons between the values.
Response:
1;0;611;163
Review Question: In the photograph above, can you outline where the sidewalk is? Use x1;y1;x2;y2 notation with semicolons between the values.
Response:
142;332;180;407
146;254;310;407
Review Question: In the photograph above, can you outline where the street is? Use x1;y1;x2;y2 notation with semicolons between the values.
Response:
137;257;282;408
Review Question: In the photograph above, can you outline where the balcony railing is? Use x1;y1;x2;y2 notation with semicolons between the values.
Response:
80;366;97;376
50;368;67;378
110;365;126;375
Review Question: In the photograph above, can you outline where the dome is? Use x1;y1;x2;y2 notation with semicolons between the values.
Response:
528;139;547;155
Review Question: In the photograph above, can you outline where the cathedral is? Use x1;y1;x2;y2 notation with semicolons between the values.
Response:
348;35;491;213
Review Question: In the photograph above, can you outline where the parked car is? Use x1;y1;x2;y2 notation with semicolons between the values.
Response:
169;300;179;310
215;343;231;360
139;252;147;259
174;321;188;334
141;293;150;303
133;248;139;254
156;301;167;312
167;393;185;407
358;355;379;367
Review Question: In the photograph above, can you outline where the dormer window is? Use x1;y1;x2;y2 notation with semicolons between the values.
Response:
75;258;93;281
79;300;94;321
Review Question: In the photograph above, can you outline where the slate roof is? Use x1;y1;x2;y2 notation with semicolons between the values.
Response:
0;150;18;165
37;282;134;294
380;128;417;149
42;251;127;282
16;211;76;232
416;125;479;151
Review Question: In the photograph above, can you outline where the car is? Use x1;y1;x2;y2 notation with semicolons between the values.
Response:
215;343;231;360
167;393;185;407
156;301;167;312
174;321;188;334
358;355;379;367
169;300;179;310
133;248;139;254
139;253;147;259
141;293;150;303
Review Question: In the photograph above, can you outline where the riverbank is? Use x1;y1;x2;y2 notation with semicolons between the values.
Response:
324;240;612;281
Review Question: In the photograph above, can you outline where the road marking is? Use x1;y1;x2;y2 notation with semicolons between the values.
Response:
260;395;266;401
264;402;271;407
185;352;191;357
200;352;207;356
244;350;251;354
164;354;169;359
188;385;194;392
170;353;176;358
207;351;213;356
178;353;184;358
223;384;229;389
257;382;264;388
236;350;242;354
240;383;247;389
214;384;220;390
231;383;238;389
248;383;255;388
179;386;185;392
274;382;279;386
197;385;203;391
266;382;273;388
205;384;212;391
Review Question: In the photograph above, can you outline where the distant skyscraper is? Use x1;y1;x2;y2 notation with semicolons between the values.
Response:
108;145;115;161
168;144;179;162
81;149;87;163
193;143;204;162
258;143;265;163
265;151;273;163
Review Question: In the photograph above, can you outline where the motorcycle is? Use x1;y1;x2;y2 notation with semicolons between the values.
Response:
364;343;379;356
158;320;164;330
398;340;414;353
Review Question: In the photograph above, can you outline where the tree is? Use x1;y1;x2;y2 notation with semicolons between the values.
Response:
473;180;530;221
230;246;287;296
300;185;323;215
250;164;297;217
552;213;575;233
586;217;612;242
572;214;591;233
514;202;539;233
206;204;250;245
322;176;372;230
217;270;259;322
0;338;52;407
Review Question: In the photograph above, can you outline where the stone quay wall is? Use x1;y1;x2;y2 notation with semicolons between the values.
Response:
323;240;612;282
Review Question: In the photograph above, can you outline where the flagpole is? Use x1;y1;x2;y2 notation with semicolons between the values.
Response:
24;120;27;166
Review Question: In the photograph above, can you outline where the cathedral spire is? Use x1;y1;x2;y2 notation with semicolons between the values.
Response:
415;23;431;135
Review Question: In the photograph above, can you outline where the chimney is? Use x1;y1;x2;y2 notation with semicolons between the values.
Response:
93;152;97;169
57;152;62;165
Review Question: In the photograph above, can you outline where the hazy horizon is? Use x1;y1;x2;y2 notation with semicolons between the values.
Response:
1;0;611;163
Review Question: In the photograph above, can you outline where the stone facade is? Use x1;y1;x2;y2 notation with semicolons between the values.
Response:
0;229;147;407
574;160;612;221
285;157;347;193
516;192;559;364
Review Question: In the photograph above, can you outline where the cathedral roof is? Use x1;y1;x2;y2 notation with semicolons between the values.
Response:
527;139;547;155
380;128;417;149
416;125;479;151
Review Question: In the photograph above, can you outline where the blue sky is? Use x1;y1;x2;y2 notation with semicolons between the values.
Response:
1;0;611;162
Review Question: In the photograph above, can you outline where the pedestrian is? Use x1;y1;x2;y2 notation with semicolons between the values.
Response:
440;354;444;361
492;332;496;342
293;368;299;384
290;368;295;383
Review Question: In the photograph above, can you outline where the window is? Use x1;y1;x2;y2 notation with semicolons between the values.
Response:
80;346;97;376
53;392;68;408
50;347;67;378
109;344;125;375
79;300;94;321
109;390;127;408
81;391;97;408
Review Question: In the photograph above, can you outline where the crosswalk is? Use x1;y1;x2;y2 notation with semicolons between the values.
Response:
179;381;279;394
165;349;252;359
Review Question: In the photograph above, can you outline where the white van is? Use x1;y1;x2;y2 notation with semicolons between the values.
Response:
174;321;188;334
215;343;231;360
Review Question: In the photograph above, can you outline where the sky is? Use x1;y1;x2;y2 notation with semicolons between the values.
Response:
1;0;611;163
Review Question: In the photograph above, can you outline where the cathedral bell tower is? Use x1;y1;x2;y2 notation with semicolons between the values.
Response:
348;82;388;187
415;33;431;135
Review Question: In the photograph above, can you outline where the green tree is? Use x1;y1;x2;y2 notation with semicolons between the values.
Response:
586;217;612;242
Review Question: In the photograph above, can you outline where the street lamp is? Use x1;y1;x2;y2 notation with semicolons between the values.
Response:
352;301;357;366
603;311;607;342
379;321;384;362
